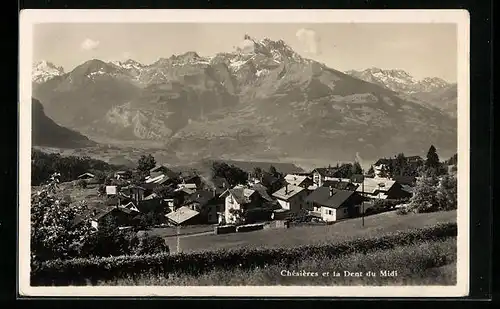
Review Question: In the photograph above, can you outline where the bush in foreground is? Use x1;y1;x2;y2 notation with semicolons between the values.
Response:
31;222;457;286
100;238;457;286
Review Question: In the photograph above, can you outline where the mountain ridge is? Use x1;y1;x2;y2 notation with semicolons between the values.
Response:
32;35;457;162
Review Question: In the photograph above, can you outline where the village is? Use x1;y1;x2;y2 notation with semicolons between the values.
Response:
64;153;440;240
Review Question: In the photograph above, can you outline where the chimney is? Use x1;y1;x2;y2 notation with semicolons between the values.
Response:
213;188;216;197
329;186;334;197
285;183;289;195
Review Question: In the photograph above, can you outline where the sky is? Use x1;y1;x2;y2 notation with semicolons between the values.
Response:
33;23;457;82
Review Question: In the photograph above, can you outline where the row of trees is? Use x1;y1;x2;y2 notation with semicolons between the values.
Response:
365;146;453;179
31;150;122;186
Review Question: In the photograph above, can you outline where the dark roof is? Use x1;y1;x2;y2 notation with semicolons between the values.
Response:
251;183;274;202
374;158;393;166
401;185;414;194
262;174;280;185
222;186;257;205
406;156;423;161
393;176;417;186
136;199;162;212
305;187;355;209
313;167;340;177
92;208;114;220
202;177;231;195
322;180;359;191
184;190;216;208
149;165;178;179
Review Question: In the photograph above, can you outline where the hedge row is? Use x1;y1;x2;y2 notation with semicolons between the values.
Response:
31;222;456;286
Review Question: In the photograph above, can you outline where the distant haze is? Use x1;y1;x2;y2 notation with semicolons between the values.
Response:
34;23;457;82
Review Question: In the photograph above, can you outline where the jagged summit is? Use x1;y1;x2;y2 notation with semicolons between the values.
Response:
32;60;65;83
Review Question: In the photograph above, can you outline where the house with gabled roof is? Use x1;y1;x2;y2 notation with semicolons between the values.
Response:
165;206;200;226
272;183;310;213
353;177;411;200
90;206;139;230
284;174;313;189
182;189;220;224
77;172;95;180
322;180;359;191
220;185;264;224
305;187;363;222
311;167;342;187
149;165;178;179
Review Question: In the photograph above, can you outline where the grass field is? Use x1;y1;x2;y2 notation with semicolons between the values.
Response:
98;237;457;286
166;210;457;253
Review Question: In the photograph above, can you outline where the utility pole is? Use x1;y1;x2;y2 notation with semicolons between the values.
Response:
361;170;365;227
176;224;180;253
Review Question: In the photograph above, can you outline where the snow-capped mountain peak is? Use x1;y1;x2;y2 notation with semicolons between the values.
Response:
110;59;145;70
32;60;65;83
345;67;450;94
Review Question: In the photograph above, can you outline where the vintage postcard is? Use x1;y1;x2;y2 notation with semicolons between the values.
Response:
19;9;470;297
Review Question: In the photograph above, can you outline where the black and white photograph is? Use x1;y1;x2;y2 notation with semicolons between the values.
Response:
19;9;469;297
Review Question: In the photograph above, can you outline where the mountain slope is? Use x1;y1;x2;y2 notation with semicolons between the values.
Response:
33;36;457;162
345;68;457;117
32;98;96;148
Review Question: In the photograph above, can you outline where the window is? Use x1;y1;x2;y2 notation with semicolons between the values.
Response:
344;208;348;214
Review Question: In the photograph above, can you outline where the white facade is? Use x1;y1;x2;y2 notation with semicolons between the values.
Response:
312;171;339;187
224;194;242;224
321;206;349;222
275;190;308;213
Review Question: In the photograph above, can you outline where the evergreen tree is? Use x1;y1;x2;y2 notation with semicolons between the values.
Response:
268;165;279;178
137;154;156;173
253;167;263;180
351;161;363;176
425;145;440;170
366;165;375;178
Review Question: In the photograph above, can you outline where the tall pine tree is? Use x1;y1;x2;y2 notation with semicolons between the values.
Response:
425;145;440;170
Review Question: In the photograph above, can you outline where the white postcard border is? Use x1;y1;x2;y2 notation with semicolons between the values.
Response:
18;9;470;297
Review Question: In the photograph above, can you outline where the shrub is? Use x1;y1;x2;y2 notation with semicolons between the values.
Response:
76;179;88;188
133;232;170;255
31;222;457;286
236;224;265;233
436;175;457;211
396;207;410;215
215;225;236;235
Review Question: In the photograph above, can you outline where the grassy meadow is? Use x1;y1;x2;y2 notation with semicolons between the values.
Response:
165;210;457;253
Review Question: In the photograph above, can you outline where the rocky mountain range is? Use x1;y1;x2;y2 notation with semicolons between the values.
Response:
32;61;65;84
345;68;457;117
32;98;96;148
32;36;457;163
